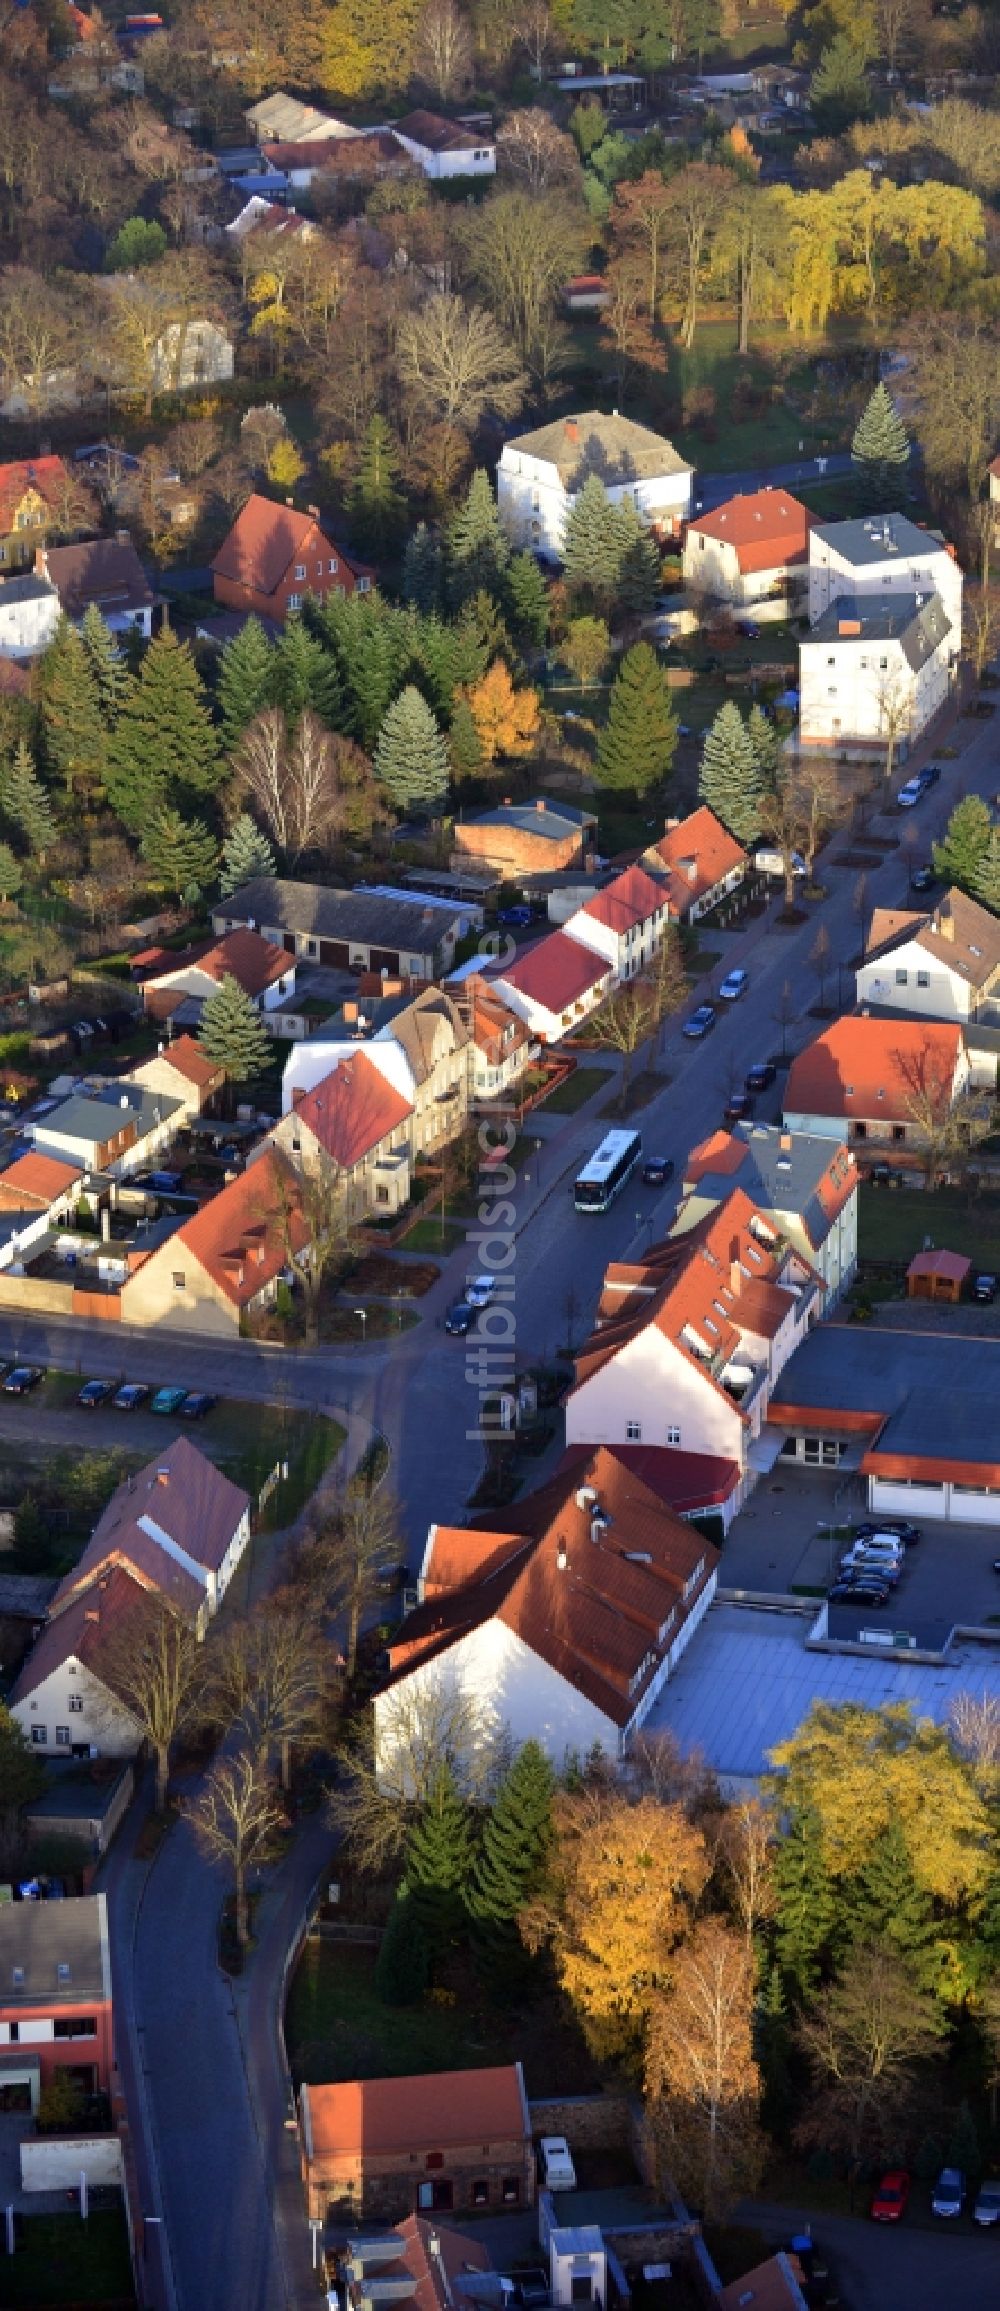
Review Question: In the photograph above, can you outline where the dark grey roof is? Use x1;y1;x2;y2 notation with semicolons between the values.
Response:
44;537;156;620
0;1891;111;2005
0;1574;59;1619
32;1083;181;1147
0;573;58;608
874;1385;998;1468
813;514;945;568
463;798;598;842
806;592;951;665
24;1763;132;1824
214;877;457;956
772;1324;1000;1417
694;1122;843;1240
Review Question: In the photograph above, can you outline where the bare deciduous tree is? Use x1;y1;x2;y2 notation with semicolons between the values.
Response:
713;1797;776;1950
412;0;474;99
204;1603;327;1786
397;294;527;431
268;1146;361;1348
894;1037;996;1189
794;1942;945;2167
496;108;581;194
458;192;587;358
187;1748;286;1947
234;708;374;866
298;1477;403;1679
331;1667;509;1873
101;1597;206;1812
646;1917;765;2216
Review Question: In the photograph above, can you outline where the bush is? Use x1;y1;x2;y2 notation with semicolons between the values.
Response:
375;1892;429;2006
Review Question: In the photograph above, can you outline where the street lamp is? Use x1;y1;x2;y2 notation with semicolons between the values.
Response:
354;1307;367;1342
534;1136;542;1181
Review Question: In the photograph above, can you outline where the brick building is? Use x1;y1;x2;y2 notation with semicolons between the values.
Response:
453;798;597;878
0;1893;113;2112
211;493;371;622
298;2064;534;2223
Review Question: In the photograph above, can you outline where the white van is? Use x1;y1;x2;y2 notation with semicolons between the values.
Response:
753;847;806;879
539;2136;577;2191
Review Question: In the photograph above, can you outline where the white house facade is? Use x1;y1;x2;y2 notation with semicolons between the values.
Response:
808;513;963;635
497;412;693;562
13;1654;139;1762
563;865;668;979
0;572;60;659
391;111;496;179
856;890;1000;1027
798;594;953;752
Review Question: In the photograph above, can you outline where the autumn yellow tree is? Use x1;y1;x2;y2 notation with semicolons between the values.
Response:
646;1918;765;2215
768;1701;990;1907
464;661;540;763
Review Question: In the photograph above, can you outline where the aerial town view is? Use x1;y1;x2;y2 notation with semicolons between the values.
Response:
1;3;1000;2307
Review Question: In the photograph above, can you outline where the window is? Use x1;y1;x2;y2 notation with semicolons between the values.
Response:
56;1726;70;1746
68;1695;83;1714
879;655;888;670
666;1424;681;1445
860;656;868;670
8;2021;18;2042
472;2180;489;2207
917;970;929;987
172;1271;186;1290
625;1419;642;1442
827;655;835;666
571;2281;593;2303
328;558;339;574
892;1124;905;1143
357;576;372;593
417;2180;453;2211
294;563;306;580
895;968;908;985
287;592;301;611
852;1121;867;1139
502;2178;521;2205
30;1727;46;1745
54;2017;96;2040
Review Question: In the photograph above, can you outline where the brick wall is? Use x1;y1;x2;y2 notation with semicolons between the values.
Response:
528;2092;632;2149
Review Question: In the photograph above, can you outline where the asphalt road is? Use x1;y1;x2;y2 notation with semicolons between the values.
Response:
737;2198;1000;2311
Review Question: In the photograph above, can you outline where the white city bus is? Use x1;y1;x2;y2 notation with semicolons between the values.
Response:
574;1129;642;1213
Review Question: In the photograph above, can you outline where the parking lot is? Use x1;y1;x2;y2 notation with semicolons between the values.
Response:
723;1462;1000;1634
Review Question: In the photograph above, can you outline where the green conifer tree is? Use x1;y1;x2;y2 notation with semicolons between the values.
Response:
772;1805;838;1998
349;414;405;551
374;1890;430;2007
615;503;661;617
374;685;450;811
0;740;55;855
141;808;220;902
220;814;276;898
747;702;783;788
809;33;872;133
842;1818;941;1990
346;623;404;750
699;701;765;841
974;827;1000;915
596;642;678;794
79;603;128;724
933;795;993;893
38;616;106;805
405;1763;474;1948
107;629;220;831
851;383;911;505
198;972;272;1089
0;844;21;903
217;617;275;752
271;613;345;730
449;698;485;781
467;1741;554;1971
402;523;444;615
447;471;510;611
562;474;623;614
506;550;550;648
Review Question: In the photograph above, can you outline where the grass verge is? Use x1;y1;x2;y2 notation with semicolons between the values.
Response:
858;1185;1000;1272
538;1066;613;1114
5;2209;136;2306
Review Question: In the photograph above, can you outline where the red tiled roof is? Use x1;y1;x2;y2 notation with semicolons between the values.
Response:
391;2217;493;2311
784;1017;963;1125
171;1147;309;1307
684;1129;746;1181
0;1151;81;1208
147;928;290;999
294;1052;412;1172
303;2066;526;2158
907;1247;970;1283
11;1564;161;1712
579;864;666;936
82;1434;249;1578
0;456;69;533
606;1442;741;1512
498;930;609;1015
158;1034;224;1088
211;492;362;599
651;806;747;913
687;488;812;575
51;1532;206;1623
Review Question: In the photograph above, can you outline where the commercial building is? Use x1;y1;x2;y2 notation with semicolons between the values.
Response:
0;1894;113;2113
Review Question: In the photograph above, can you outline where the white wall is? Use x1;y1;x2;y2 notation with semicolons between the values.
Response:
869;1475;1000;1524
21;2135;124;2193
392;132;495;179
14;1657;140;1758
565;1330;746;1463
798;626;952;748
856;940;971;1024
564;904;664;975
808;535;963;632
683;532;797;607
375;1617;620;1782
497;447;691;562
0;591;60;659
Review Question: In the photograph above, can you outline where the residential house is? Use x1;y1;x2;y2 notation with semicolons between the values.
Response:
0;571;60;660
641;806;748;923
807;513;963;636
564;1189;823;1512
10;1568;150;1764
27;1083;182;1180
41;537;156;637
341;2216;495;2311
210;494;371;623
782;1015;969;1159
122;1148;310;1336
718;2254;810;2311
0;457;75;575
497;412;693;560
281;983;471;1160
856;886;1000;1025
260;133;413;190
225;196;317;242
0;1894;114;2113
138;927;294;1027
129;1034;226;1122
391;110;496;179
798;593;954;755
683;488;812;613
299;2064;534;2223
148;319;234;394
453;797;597;878
0;1153;82;1217
563;275;612;314
213;878;462;980
46;1435;252;1631
457;974;533;1104
564;864;669;978
376;1444;720;1776
491;931;612;1045
268;1049;414;1219
245;92;349;143
677;1122;859;1307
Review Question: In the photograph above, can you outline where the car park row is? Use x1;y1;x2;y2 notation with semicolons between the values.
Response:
0;1366;216;1417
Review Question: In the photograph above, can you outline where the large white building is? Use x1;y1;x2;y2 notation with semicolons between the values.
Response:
807;512;963;636
798;592;953;753
497;411;692;562
856;888;1000;1027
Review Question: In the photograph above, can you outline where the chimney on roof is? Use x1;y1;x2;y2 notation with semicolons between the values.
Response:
156;1467;170;1485
564;419;579;441
535;798;545;813
938;904;955;942
307;503;320;518
34;545;48;579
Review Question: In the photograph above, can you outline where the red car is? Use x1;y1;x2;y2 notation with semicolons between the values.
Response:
871;2169;910;2222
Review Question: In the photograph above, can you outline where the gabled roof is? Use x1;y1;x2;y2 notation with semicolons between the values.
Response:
649;806;747;913
43;537;155;620
216;877;454;954
0;456;70;531
68;1434;249;1585
11;1563;160;1710
504;412;692;489
211;492;365;598
718;2252;809;2311
152;1034;224;1089
32;1082;181;1149
294;1051;412;1171
865;886;1000;992
687;488;812;574
682;1122;857;1249
246;93;342;140
393;109;491;153
170;1146;309;1307
385;2216;494;2311
784;1016;963;1125
497;930;610;1014
393;1444;719;1728
579;864;666;935
302;2066;526;2158
0;1151;82;1208
147;926;291;999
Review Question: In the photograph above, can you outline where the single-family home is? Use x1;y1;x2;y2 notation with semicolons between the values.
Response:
376;1444;720;1776
148;319;234;395
564;1188;823;1510
453;797;597;878
122;1148;310;1337
391;110;496;179
299;2064;534;2223
641;806;748;923
138;926;294;1027
683;488;812;613
0;1894;114;2113
45;1435;251;1633
245;92;347;143
10;1567;151;1763
782;1015;969;1156
491;931;612;1044
129;1034;226;1122
341;2216;495;2311
211;494;371;623
798;593;953;755
0;1152;82;1217
564;863;669;978
268;1049;414;1219
0;570;60;660
281;983;471;1159
807;512;963;636
213;878;462;980
225;196;317;242
41;537;156;637
497;412;693;561
457;973;533;1104
0;456;75;574
678;1122;859;1307
856;887;1000;1026
27;1082;182;1180
260;133;412;190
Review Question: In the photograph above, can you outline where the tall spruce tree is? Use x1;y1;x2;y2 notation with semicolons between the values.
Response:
374;1889;429;2006
141;808;220;902
467;1741;553;1969
344;622;405;750
79;603;128;723
772;1805;838;1997
447;471;510;611
841;1818;941;1990
562;474;623;613
596;642;678;794
747;702;783;788
506;550;550;647
349;414;405;551
0;741;55;855
699;701;766;841
220;814;276;898
616;503;661;617
374;686;450;811
851;383;911;504
405;1763;474;1948
0;844;21;903
217;617;275;751
402;523;444;615
271;613;344;730
974;826;1000;915
107;629;220;831
198;972;271;1088
38;617;106;805
933;795;993;893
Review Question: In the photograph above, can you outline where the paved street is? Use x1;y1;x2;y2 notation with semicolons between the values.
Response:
736;2198;1000;2311
696;450;854;512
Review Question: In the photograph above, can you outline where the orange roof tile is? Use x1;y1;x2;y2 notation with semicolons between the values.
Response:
687;488;812;575
171;1148;309;1307
0;1151;82;1208
148;927;290;1000
11;1565;167;1712
784;1017;963;1125
303;2067;527;2158
158;1035;224;1088
907;1247;970;1283
294;1051;412;1172
211;492;364;599
651;806;747;914
579;864;666;936
390;2217;493;2311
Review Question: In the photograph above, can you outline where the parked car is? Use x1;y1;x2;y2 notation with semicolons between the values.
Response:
974;2180;1000;2226
445;1301;476;1337
853;1519;921;1544
898;767;937;807
180;1392;217;1420
869;1162;905;1187
113;1383;150;1412
719;967;750;1002
931;2167;964;2217
642;1155;675;1186
683;1003;717;1039
78;1379;114;1408
3;1365;45;1394
497;906;532;928
150;1386;188;1416
538;2137;577;2192
855;1527;914;1550
724;1092;754;1123
840;1550;901;1583
142;1170;184;1195
829;1580;890;1606
871;2170;910;2223
754;846;806;879
465;1274;496;1309
910;863;937;893
372;1563;407;1598
973;1272;998;1303
745;1062;777;1092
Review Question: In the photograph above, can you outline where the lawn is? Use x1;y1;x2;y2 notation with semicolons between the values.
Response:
5;2208;135;2307
858;1185;1000;1273
206;1400;346;1527
284;1939;599;2097
401;1215;468;1254
537;1065;613;1115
